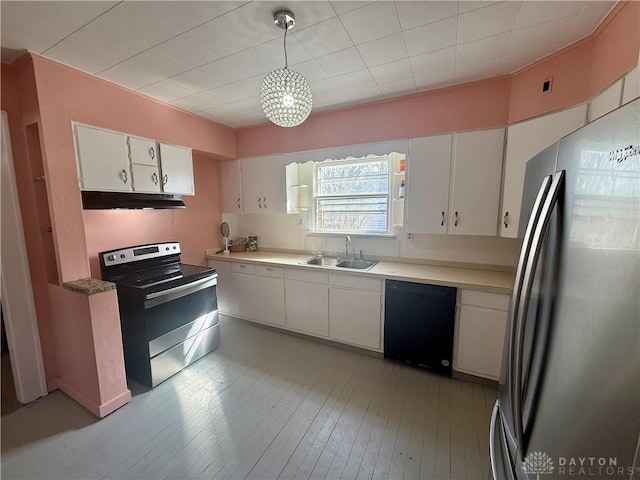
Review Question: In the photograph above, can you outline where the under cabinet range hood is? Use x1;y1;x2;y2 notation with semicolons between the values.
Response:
81;191;186;209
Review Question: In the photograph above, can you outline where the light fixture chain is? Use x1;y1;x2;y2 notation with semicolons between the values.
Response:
284;26;288;69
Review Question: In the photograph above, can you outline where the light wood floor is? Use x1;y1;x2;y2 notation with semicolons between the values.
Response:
1;316;496;480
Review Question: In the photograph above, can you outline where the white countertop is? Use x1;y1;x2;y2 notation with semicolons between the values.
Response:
205;250;514;295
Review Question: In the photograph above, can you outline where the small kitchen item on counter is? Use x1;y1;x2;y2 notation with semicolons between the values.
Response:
220;222;230;255
247;235;258;251
229;238;247;252
398;179;405;199
399;158;405;171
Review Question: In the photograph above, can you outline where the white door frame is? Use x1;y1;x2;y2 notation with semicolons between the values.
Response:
1;110;48;403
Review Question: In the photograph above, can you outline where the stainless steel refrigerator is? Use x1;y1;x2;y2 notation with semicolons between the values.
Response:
491;98;640;479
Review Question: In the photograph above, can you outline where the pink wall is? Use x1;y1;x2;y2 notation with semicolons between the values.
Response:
508;1;639;123
1;58;57;381
236;77;512;157
237;1;639;157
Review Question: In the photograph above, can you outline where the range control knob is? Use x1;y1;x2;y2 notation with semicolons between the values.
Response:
120;253;126;259
166;247;170;251
107;254;116;261
173;246;177;250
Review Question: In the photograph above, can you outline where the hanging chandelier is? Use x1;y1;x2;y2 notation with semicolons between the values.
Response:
260;10;312;128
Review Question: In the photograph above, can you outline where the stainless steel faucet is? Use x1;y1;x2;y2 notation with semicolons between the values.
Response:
345;235;352;259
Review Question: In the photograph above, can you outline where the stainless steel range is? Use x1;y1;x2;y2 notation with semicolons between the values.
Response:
100;242;219;388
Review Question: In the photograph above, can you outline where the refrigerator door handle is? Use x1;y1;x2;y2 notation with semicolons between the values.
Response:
513;170;566;461
506;175;553;435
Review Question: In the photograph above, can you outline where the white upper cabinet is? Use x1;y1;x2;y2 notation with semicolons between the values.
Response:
240;154;285;214
159;143;194;195
500;104;587;238
588;79;623;122
128;136;160;193
406;134;452;234
74;124;131;192
220;160;242;214
450;128;505;236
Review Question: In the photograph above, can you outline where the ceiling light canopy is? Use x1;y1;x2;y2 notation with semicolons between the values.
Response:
260;10;312;128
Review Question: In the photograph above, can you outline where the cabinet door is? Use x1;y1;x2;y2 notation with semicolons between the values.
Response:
74;124;131;192
329;287;381;350
500;104;587;237
241;155;285;214
230;272;257;320
622;65;639;104
128;137;158;167
208;260;231;314
131;164;161;193
588;79;622;122
450;128;504;236
159;143;194;195
284;280;328;337
257;276;285;327
220;160;242;213
406;135;452;234
455;305;507;380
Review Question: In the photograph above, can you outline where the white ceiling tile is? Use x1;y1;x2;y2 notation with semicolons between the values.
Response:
339;1;401;45
414;66;455;91
289;59;330;83
152;34;220;70
137;79;201;103
369;58;414;84
186;2;281;59
515;1;586;29
357;33;408;68
346;84;383;103
457;1;523;44
1;1;118;63
98;48;189;90
316;47;366;76
333;69;376;90
581;0;616;14
313;91;353;110
294;17;353;57
456;32;511;65
403;16;457;57
409;46;456;77
265;1;337;30
310;78;344;96
378;77;417;98
171;76;263;112
395;1;458;31
330;1;375;15
455;59;501;83
458;1;501;14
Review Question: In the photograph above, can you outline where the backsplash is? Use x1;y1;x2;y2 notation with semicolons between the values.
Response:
223;213;517;268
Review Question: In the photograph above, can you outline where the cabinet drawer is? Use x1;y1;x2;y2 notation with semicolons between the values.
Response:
461;290;509;311
285;268;328;284
256;265;284;278
231;262;256;274
330;272;381;292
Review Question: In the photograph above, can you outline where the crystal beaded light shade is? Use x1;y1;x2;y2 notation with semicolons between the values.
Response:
260;67;312;128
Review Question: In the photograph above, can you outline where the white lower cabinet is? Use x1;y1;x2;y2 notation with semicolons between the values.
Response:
230;263;257;320
284;268;329;337
328;273;382;350
207;260;231;314
454;290;509;380
256;266;285;327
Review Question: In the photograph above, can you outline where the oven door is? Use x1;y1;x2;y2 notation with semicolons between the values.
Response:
141;274;219;387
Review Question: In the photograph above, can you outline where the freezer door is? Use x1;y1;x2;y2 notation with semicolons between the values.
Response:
524;99;640;473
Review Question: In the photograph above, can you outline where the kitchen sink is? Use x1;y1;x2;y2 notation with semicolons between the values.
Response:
336;259;377;270
304;255;340;266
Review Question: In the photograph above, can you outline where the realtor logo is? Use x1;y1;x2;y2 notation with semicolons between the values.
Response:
523;451;555;479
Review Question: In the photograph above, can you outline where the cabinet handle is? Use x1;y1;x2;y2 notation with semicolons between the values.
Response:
264;196;267;209
441;211;445;226
237;197;241;209
258;197;262;208
152;172;158;185
239;264;246;268
149;147;155;159
121;169;128;184
162;174;168;186
503;211;509;228
266;267;273;271
454;211;459;227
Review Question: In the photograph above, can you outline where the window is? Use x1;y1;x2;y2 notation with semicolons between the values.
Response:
313;156;391;234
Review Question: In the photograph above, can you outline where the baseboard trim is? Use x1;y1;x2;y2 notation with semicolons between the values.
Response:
47;378;131;418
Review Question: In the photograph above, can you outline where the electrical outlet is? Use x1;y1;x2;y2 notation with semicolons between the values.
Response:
298;215;304;226
407;233;413;240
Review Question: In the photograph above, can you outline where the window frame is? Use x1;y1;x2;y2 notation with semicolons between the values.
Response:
311;155;393;235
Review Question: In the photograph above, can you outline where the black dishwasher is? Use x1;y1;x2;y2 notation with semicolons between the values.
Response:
384;280;456;375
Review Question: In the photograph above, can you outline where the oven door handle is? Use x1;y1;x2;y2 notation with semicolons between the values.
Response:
145;275;217;308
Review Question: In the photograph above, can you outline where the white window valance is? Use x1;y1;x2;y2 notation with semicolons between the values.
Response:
282;139;408;166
